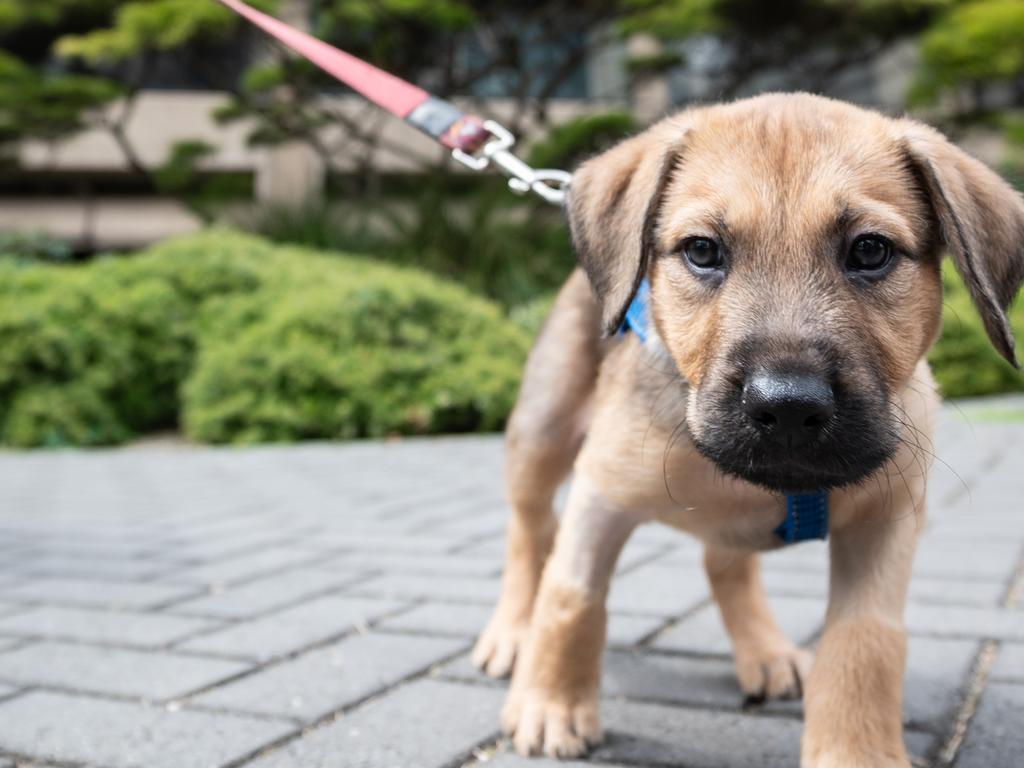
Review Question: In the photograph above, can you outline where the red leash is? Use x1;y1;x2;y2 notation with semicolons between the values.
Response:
217;0;570;205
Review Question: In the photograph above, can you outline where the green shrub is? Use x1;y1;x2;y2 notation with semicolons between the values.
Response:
182;251;529;443
929;262;1024;398
0;230;74;263
0;230;530;447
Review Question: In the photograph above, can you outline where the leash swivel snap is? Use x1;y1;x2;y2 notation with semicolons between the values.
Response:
451;120;572;206
217;0;571;206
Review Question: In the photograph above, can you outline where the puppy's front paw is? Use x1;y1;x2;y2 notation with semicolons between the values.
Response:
472;611;529;678
735;643;813;702
502;686;602;758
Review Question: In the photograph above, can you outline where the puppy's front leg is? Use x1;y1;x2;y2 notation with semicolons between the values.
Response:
802;499;920;768
503;474;641;758
705;546;813;701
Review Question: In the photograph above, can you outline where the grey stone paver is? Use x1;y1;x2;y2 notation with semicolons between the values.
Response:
907;576;1008;607
0;640;248;700
243;678;503;768
761;568;1010;608
165;566;369;619
955;682;1024;768
910;540;1022;581
0;577;198;610
991;643;1024;683
347;572;501;604
321;550;502;577
584;699;935;768
0;690;294;768
192;631;464;719
0;605;223;648
176;594;410;660
903;636;980;732
3;554;179;581
651;595;825;655
904;603;1024;641
166;546;334;588
595;697;801;768
607;560;710;616
0;402;1019;768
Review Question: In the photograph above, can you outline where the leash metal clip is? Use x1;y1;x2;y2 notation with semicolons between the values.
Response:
451;120;572;206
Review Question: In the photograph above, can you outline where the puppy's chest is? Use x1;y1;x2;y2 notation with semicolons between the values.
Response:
652;471;792;552
615;388;791;551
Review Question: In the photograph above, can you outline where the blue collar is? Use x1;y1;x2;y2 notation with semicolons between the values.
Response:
773;492;829;543
619;278;829;545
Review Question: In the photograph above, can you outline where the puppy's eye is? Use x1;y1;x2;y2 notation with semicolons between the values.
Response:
846;236;893;274
681;237;723;270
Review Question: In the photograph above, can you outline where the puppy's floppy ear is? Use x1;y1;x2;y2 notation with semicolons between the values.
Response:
566;119;686;335
903;121;1024;367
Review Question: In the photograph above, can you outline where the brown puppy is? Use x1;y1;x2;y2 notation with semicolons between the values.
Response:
472;93;1024;767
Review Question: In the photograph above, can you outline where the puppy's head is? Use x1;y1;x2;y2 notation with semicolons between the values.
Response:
568;93;1024;493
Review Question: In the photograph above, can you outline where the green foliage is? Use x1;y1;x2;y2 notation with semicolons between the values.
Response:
55;0;277;63
184;262;528;442
0;230;73;263
152;140;215;191
0;0;119;38
0;50;121;148
0;256;194;447
527;112;639;170
151;140;251;219
2;382;129;448
318;0;475;31
913;0;1024;105
250;186;576;309
0;230;530;447
626;51;686;76
314;0;474;63
621;0;722;37
929;262;1024;398
622;0;945;41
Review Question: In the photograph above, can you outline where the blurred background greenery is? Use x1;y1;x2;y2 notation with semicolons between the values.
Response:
1;0;1023;446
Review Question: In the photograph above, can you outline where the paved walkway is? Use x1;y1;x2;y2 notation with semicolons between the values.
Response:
0;399;1022;768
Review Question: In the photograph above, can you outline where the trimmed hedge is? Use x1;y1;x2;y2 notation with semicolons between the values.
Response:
0;231;530;447
0;230;1021;448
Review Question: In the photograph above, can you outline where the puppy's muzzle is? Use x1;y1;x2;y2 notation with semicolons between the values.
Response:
741;372;835;449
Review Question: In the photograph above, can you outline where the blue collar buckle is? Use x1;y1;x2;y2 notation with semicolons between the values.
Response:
775;492;830;544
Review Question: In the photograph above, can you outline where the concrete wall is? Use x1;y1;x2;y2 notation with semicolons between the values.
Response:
7;92;629;249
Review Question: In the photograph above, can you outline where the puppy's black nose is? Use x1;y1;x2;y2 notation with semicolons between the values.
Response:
741;373;835;447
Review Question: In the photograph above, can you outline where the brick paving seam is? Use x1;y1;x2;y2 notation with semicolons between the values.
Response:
931;640;1000;767
931;541;1024;767
168;601;423;703
999;543;1024;608
633;600;713;649
219;645;474;768
156;570;382;631
0;750;92;768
